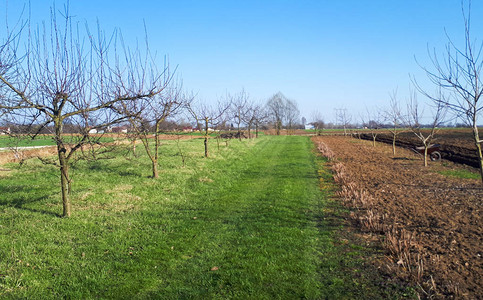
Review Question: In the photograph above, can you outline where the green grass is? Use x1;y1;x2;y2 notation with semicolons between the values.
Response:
0;135;56;147
0;136;409;298
438;168;481;180
0;135;115;148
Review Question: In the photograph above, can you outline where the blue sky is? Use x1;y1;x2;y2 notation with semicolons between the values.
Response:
3;0;482;124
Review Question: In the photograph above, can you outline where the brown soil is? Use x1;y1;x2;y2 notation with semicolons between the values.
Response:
0;146;58;165
313;136;482;299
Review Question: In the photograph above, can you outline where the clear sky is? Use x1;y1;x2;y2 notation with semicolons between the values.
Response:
3;0;482;124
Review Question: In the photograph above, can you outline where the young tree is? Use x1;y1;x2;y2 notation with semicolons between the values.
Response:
384;90;405;155
335;108;352;136
310;110;325;136
187;98;231;157
361;108;383;147
415;1;483;182
0;7;168;217
230;89;249;141
404;93;446;167
252;102;268;138
241;100;257;139
121;77;189;178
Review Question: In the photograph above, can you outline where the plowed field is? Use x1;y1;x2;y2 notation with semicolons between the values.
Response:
313;136;482;299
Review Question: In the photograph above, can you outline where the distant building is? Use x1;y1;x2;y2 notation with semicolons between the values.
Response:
304;124;314;130
0;127;11;135
112;126;128;133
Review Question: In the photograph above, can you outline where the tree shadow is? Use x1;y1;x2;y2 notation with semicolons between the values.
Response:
391;157;417;161
0;186;61;217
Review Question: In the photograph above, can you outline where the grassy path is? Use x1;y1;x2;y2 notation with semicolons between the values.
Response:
154;136;323;298
0;136;402;299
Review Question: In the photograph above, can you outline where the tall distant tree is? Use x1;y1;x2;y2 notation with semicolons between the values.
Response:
415;1;483;183
0;6;168;217
266;92;299;135
285;99;300;135
266;92;286;135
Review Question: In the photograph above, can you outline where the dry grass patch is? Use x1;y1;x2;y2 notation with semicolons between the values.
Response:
198;177;213;183
0;168;12;177
105;184;133;194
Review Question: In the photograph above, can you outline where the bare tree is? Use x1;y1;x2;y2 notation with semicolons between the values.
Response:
187;98;231;157
121;77;190;178
230;89;249;141
361;107;383;147
415;1;483;182
384;90;405;156
266;92;286;135
0;6;168;217
266;92;299;135
241;100;257;139
252;102;268;138
335;108;352;136
285;98;300;135
310;110;325;136
404;93;446;167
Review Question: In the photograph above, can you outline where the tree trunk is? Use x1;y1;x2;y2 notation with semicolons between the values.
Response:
477;143;483;184
392;134;396;156
139;133;157;178
54;118;71;217
58;149;71;217
473;128;483;184
204;137;208;157
151;121;161;179
424;145;428;167
255;124;259;138
152;159;159;179
204;118;209;157
372;135;376;147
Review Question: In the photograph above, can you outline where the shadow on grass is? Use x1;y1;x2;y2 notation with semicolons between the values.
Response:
0;186;61;217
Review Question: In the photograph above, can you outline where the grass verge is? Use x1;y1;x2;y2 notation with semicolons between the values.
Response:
437;168;481;180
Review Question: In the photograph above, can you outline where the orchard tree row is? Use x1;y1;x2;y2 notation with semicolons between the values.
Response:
0;5;304;217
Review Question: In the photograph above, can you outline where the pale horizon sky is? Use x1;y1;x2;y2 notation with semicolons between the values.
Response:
2;0;482;125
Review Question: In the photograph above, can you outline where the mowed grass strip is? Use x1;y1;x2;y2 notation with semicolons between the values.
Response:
0;136;398;299
150;136;323;299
